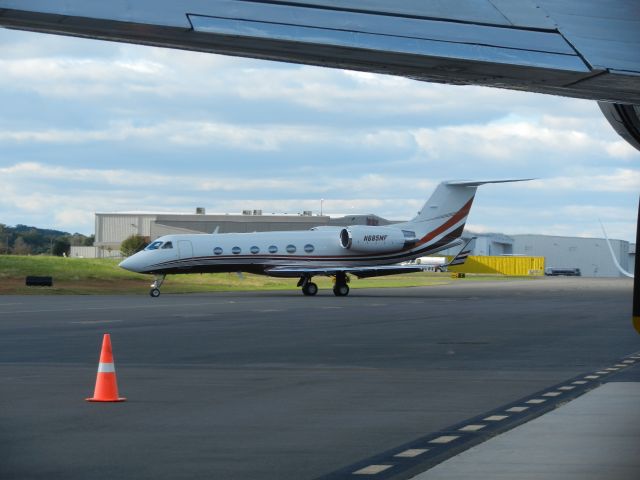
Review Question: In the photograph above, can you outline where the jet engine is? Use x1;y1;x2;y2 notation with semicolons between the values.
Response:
598;102;640;152
339;226;414;253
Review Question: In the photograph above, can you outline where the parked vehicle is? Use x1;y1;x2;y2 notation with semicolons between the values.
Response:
545;267;581;276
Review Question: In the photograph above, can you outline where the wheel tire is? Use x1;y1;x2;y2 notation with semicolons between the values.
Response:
302;282;318;296
150;288;161;298
333;284;349;296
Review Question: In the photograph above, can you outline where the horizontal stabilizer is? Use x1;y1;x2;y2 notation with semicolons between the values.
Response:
446;179;534;187
449;250;471;266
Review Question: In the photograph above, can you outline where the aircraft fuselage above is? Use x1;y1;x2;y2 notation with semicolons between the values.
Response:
1;1;639;150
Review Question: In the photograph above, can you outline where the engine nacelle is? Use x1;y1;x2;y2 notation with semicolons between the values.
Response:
598;102;640;152
339;226;413;253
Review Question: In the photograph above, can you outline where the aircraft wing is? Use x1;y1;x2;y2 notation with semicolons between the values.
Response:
1;1;639;150
265;264;427;279
0;1;638;104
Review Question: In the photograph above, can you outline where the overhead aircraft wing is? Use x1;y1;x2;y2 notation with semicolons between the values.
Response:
0;1;638;104
1;1;639;149
265;264;427;279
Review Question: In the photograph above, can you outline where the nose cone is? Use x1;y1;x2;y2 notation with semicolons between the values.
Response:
119;253;145;273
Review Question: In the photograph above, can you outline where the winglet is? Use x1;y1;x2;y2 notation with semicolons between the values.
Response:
599;220;634;278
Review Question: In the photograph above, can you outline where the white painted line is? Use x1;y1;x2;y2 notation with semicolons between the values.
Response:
605;368;619;371
459;424;486;432
394;449;428;458
614;364;628;368
572;380;588;385
429;435;459;444
595;371;609;374
526;399;546;404
506;407;528;413
353;465;393;475
584;375;600;379
6;301;234;315
485;414;510;420
70;320;124;324
622;360;635;364
558;386;575;391
542;391;562;397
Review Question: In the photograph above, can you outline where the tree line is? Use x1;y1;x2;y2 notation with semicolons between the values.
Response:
0;223;94;256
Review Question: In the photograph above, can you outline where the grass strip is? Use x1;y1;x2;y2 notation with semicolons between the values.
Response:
0;255;527;295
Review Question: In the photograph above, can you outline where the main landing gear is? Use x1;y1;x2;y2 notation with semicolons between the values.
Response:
297;273;350;296
332;272;350;297
298;275;318;296
149;274;166;298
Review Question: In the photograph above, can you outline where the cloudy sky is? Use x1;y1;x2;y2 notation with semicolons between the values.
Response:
0;28;638;241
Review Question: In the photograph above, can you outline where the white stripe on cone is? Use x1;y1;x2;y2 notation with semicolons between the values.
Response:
97;362;115;373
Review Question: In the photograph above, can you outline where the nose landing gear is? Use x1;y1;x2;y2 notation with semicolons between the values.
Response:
149;274;166;297
298;275;318;296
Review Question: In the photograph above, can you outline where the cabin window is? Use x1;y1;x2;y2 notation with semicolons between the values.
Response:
286;244;296;254
161;241;173;249
250;246;260;254
304;244;314;253
145;241;163;251
269;245;278;254
213;247;223;255
232;246;241;255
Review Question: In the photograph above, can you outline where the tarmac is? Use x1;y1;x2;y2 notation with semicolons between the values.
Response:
0;277;637;479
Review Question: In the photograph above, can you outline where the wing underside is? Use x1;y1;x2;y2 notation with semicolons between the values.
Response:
265;264;426;279
0;0;639;103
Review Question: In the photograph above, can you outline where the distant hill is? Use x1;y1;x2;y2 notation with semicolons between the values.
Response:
0;223;93;255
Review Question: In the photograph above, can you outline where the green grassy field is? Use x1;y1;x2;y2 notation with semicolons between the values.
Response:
0;255;528;295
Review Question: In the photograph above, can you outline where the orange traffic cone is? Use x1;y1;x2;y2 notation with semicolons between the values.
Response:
86;333;126;402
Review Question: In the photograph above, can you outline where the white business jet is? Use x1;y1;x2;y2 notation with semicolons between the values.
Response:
119;180;526;297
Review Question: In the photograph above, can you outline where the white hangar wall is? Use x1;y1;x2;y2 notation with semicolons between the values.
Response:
511;234;631;277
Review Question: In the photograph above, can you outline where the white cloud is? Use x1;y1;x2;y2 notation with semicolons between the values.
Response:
0;29;638;242
526;169;640;193
411;118;638;163
0;121;417;152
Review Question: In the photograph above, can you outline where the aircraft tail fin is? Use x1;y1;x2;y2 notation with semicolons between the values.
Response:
402;180;531;245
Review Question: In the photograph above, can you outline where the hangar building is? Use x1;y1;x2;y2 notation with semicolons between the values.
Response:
442;232;634;277
511;234;634;277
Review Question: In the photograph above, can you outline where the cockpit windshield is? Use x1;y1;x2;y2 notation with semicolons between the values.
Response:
145;241;163;251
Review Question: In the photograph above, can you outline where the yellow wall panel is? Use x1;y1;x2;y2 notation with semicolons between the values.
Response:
448;256;544;276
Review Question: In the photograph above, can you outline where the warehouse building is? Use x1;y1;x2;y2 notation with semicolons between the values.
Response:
441;232;634;278
511;234;634;278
